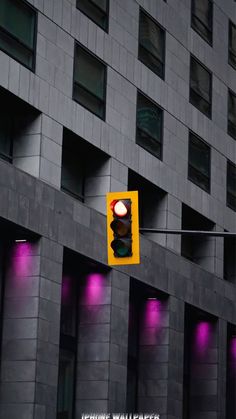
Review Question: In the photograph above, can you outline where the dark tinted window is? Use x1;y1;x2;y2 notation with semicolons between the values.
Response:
188;132;211;192
61;143;84;202
228;90;236;140
139;10;165;79
190;56;211;118
73;44;106;120
0;0;36;70
229;21;236;70
0;115;12;162
191;0;213;44
227;161;236;211
61;135;86;201
77;0;109;31
136;92;163;159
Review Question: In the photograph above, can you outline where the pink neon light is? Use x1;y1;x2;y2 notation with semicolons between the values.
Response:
83;273;107;305
194;321;212;357
140;298;165;345
230;336;236;361
12;242;33;278
143;299;161;327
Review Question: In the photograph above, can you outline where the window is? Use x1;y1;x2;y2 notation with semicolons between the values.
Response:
61;138;85;202
61;128;110;204
188;132;211;192
0;0;36;70
229;21;236;70
139;10;165;79
76;0;109;31
181;204;215;269
224;236;236;282
0;114;13;162
228;90;236;140
190;56;212;118
227;160;236;211
191;0;213;44
136;92;163;159
73;44;106;120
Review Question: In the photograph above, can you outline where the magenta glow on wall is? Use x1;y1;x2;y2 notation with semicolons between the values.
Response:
83;273;107;305
12;242;33;278
143;299;162;327
140;298;166;345
230;336;236;371
193;321;212;358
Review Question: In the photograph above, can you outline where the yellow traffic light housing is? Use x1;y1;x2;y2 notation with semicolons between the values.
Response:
106;191;140;266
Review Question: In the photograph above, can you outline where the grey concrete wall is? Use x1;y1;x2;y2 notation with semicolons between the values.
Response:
0;237;63;419
0;0;235;418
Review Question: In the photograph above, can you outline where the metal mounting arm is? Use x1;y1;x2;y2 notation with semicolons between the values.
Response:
139;228;236;237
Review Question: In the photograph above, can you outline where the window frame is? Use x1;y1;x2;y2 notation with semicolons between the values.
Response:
227;160;236;212
0;120;13;163
72;41;107;121
76;0;109;32
228;88;236;140
0;0;37;72
229;20;236;70
136;90;164;161
189;55;212;119
61;144;85;203
188;131;211;193
191;0;213;46
138;8;166;80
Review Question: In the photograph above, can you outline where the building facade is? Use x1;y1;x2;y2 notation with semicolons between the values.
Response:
0;0;236;419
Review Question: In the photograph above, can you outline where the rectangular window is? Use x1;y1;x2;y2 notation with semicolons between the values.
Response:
61;143;84;202
227;160;236;211
191;0;213;44
76;0;109;31
0;0;36;70
73;44;106;120
0;114;13;162
229;21;236;70
188;132;211;192
190;56;212;118
136;92;163;159
228;89;236;140
139;9;165;79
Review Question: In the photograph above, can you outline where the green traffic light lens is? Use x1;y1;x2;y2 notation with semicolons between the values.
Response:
116;246;130;257
111;239;132;257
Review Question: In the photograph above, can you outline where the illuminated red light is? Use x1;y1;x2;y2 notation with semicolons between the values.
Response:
111;200;129;218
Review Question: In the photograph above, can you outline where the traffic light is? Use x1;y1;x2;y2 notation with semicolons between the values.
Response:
106;191;140;265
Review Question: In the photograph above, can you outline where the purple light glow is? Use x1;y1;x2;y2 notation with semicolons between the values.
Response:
143;299;162;327
62;276;72;303
12;242;33;278
139;298;166;345
83;273;106;305
230;336;236;362
194;321;212;357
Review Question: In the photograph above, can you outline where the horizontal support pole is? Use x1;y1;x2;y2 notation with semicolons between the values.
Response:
139;228;236;237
